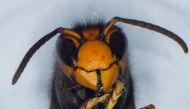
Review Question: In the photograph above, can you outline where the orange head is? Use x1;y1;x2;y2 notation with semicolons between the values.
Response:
56;25;127;95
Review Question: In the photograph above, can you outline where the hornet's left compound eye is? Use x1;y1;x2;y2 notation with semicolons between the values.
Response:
56;36;78;66
108;29;127;60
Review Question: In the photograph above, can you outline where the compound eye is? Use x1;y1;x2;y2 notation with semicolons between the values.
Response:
56;36;78;66
109;31;127;60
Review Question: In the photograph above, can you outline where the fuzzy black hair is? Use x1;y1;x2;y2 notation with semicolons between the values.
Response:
71;19;105;35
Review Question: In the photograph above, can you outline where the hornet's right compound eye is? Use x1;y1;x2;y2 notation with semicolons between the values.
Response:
56;36;78;66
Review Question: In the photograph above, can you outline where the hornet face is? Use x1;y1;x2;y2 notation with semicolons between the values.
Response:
56;26;127;94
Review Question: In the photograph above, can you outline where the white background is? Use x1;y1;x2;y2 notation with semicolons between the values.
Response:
0;0;190;109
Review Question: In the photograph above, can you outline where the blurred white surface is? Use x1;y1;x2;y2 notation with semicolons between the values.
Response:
0;0;190;109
